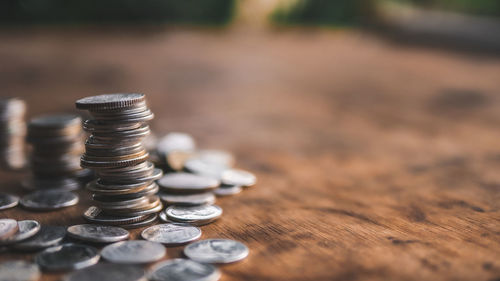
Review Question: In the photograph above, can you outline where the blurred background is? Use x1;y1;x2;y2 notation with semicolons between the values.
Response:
0;0;499;151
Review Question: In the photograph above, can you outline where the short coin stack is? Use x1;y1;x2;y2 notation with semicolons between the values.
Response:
26;114;90;191
0;98;26;170
76;93;163;228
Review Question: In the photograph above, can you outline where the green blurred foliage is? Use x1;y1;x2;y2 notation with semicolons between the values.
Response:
0;0;236;25
391;0;500;17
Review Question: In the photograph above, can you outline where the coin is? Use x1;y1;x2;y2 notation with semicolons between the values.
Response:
0;220;40;245
0;193;19;210
101;240;166;264
67;224;129;243
141;224;201;246
221;169;256;187
183;158;226;179
35;243;100;271
121;213;158;229
0;260;40;281
156;132;196;155
158;211;171;223
184;239;249;264
0;98;27;170
20;190;79;211
83;206;150;226
213;184;242;196
196;150;234;168
159;192;215;206
157;173;220;194
148;258;220;281
75;93;145;110
13;225;66;251
0;219;18;239
63;263;146;281
165;205;222;226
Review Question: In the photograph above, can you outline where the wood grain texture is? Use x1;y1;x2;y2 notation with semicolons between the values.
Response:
0;27;499;281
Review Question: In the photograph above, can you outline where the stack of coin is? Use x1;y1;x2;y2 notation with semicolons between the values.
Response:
76;93;163;228
25;114;91;191
0;98;26;170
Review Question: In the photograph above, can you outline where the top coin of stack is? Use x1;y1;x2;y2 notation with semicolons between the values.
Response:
0;98;27;170
26;114;90;191
76;93;163;228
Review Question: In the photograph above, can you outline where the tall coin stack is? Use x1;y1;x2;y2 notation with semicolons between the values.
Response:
76;93;163;228
0;98;26;170
26;114;90;191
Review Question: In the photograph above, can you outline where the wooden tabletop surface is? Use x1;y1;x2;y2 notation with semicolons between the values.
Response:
0;27;499;281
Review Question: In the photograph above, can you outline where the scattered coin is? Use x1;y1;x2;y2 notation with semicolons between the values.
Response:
213;184;242;197
101;240;165;264
0;193;19;210
0;220;40;245
183;158;226;179
158;211;171;223
195;150;234;168
184;239;249;264
159;192;215;206
67;224;129;243
63;263;146;281
35;243;100;271
0;260;40;281
20;190;79;211
141;223;201;246
0;219;18;240
148;258;220;281
221;169;256;187
13;225;66;251
165;205;222;226
157;132;196;156
157;173;219;194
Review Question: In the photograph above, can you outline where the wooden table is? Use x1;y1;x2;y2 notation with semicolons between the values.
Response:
0;27;499;281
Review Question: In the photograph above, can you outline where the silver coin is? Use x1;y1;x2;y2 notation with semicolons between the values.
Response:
157;132;196;155
165;205;222;226
213;185;242;197
195;150;234;168
221;169;256;187
0;219;18;239
0;260;40;281
121;213;158;229
183;159;226;179
75;93;145;110
67;224;129;243
20;190;79;211
159;192;215;206
184;239;249;264
101;240;166;264
141;224;201;246
35;243;100;271
0;220;40;245
13;225;66;251
148;258;220;281
63;263;146;281
83;206;150;226
0;193;19;210
158;211;171;223
157;173;220;193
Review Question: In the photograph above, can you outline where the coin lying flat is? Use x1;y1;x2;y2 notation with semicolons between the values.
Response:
157;173;220;194
13;225;66;251
183;159;226;179
20;190;79;211
156;132;196;155
221;169;256;187
184;239;249;264
141;224;201;246
101;240;165;264
196;150;234;168
0;219;18;239
0;260;40;281
0;220;40;245
148;258;220;281
63;263;146;281
67;224;129;243
35;243;100;271
165;205;222;226
159;192;215;206
0;193;19;210
75;93;145;110
213;184;242;197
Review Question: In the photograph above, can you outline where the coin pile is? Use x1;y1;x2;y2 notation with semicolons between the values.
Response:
76;93;163;228
0;98;26;170
26;114;91;191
